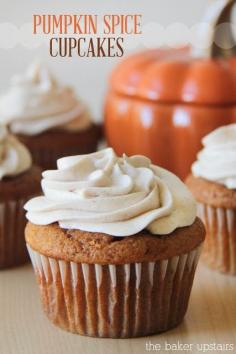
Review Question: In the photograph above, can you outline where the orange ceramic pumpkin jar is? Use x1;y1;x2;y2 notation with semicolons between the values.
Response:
105;2;236;179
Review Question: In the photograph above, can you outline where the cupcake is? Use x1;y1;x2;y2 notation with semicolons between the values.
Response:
0;63;100;170
25;148;205;338
186;124;236;275
0;125;41;269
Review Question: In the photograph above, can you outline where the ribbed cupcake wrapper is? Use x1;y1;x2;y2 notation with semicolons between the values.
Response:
0;199;29;269
198;203;236;275
27;244;202;338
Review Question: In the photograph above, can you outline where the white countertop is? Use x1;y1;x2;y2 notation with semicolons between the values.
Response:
0;261;235;354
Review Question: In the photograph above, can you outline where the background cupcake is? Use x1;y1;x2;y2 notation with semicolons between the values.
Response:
0;125;41;268
186;124;236;275
25;148;205;338
0;63;100;170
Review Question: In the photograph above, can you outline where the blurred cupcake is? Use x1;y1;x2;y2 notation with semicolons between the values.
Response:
0;63;100;170
0;125;41;269
186;124;236;275
25;148;205;338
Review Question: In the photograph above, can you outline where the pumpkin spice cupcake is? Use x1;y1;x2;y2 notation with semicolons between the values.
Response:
0;63;100;170
25;148;205;338
186;124;236;275
0;125;41;269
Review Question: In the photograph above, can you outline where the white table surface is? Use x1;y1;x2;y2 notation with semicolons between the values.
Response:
0;261;235;354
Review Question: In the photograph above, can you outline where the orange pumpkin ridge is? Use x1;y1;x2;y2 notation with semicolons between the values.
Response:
105;48;236;179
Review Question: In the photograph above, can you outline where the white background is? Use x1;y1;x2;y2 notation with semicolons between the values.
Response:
0;0;212;121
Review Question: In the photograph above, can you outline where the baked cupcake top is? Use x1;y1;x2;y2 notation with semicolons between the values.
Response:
0;125;32;180
25;148;196;237
192;124;236;189
0;63;91;136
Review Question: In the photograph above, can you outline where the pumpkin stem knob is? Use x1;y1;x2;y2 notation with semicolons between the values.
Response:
209;0;236;58
192;0;236;58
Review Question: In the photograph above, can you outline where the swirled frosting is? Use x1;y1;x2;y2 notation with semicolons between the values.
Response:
25;148;196;237
192;124;236;189
0;125;32;180
0;63;91;135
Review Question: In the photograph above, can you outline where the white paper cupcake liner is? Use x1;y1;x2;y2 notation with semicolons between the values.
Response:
27;244;202;338
197;203;236;274
0;199;28;269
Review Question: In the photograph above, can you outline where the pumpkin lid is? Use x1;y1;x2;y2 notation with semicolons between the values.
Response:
110;48;236;104
110;0;236;105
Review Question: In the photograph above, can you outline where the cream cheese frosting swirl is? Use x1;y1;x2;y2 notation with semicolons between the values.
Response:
192;124;236;189
25;148;196;237
0;63;91;135
0;125;32;179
